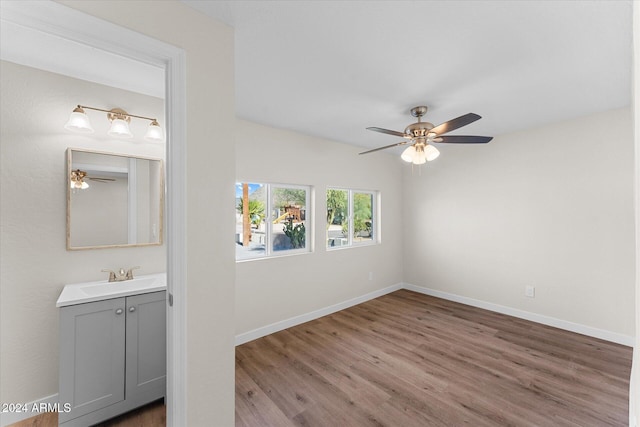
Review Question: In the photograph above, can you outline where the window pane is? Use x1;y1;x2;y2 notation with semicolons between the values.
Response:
235;182;267;260
327;189;348;248
353;192;373;243
271;187;307;252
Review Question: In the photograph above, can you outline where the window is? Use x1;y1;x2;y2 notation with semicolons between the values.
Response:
236;182;310;261
327;188;377;249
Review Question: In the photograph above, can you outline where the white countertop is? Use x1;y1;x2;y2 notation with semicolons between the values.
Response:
56;273;166;307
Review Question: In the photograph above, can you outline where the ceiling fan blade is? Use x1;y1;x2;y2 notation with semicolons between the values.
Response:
366;127;408;138
359;140;409;155
89;177;116;182
436;135;493;144
431;113;481;135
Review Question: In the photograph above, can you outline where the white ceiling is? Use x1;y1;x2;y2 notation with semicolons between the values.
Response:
0;5;164;99
183;0;633;153
1;1;632;154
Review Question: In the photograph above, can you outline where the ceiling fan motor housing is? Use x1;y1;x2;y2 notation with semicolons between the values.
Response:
405;122;434;138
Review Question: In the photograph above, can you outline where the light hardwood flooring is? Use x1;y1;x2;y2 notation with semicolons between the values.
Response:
7;399;165;427
236;290;633;426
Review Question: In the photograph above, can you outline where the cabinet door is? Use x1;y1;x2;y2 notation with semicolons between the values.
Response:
59;298;126;423
125;291;166;401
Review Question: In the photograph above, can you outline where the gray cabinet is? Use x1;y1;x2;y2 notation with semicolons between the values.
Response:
59;291;166;426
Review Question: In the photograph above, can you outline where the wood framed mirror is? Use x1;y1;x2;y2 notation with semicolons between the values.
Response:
67;148;164;250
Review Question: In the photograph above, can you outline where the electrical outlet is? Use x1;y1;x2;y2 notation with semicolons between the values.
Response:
368;271;374;281
525;285;535;298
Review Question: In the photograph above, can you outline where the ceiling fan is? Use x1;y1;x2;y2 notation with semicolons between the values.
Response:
70;169;116;189
360;106;492;164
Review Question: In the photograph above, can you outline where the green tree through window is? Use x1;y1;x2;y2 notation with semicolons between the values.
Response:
326;188;377;248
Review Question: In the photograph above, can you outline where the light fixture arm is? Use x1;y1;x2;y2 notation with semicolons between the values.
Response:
76;105;158;123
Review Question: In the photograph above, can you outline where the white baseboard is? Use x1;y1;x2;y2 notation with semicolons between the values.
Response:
235;283;404;345
0;393;59;427
235;282;635;347
403;283;635;347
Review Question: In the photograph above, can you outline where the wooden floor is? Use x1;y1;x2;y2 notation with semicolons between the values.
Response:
236;290;633;427
8;399;165;427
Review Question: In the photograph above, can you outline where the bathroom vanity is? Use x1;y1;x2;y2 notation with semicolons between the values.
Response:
56;273;166;426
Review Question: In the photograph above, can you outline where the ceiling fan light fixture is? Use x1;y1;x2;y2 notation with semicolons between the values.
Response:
70;180;89;190
70;169;89;189
425;144;440;161
413;145;427;165
401;145;416;163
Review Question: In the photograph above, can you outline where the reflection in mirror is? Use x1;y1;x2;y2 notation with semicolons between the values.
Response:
67;148;163;250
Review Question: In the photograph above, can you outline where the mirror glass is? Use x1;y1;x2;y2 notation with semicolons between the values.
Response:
67;148;164;250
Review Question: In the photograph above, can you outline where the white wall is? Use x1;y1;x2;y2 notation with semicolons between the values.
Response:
6;1;238;425
235;119;404;336
0;61;165;403
403;107;635;340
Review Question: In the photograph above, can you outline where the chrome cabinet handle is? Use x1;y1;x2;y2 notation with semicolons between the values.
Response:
129;306;136;313
115;308;123;315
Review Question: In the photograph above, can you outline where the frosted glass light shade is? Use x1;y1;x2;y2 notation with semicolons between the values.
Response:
144;120;164;142
401;145;416;162
425;144;440;161
401;144;429;164
70;180;89;189
108;118;133;138
413;147;427;165
64;108;94;133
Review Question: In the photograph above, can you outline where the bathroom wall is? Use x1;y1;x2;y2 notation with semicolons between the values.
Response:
235;119;405;337
0;60;165;405
402;107;635;341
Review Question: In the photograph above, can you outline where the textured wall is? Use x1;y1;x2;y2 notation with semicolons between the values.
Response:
0;60;166;404
402;107;635;338
235;119;404;335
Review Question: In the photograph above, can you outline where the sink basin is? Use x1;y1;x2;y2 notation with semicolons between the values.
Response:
57;273;166;307
80;277;162;296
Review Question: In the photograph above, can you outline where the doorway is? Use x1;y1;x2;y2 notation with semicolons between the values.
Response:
0;2;187;426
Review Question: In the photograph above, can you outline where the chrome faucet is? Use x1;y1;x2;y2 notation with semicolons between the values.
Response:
102;266;140;282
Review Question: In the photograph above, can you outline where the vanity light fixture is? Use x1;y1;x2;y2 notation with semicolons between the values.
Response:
64;105;164;142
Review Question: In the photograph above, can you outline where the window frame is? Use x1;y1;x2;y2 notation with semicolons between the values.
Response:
326;187;379;250
236;181;312;262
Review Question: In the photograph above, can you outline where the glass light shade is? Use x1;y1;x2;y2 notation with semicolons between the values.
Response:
64;109;94;133
144;120;164;142
401;145;416;163
413;147;427;165
425;144;440;161
107;118;133;138
70;180;89;189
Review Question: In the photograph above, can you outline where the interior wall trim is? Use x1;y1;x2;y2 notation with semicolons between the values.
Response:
404;283;635;347
235;283;404;346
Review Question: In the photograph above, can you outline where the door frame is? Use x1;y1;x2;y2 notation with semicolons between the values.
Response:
0;2;187;426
